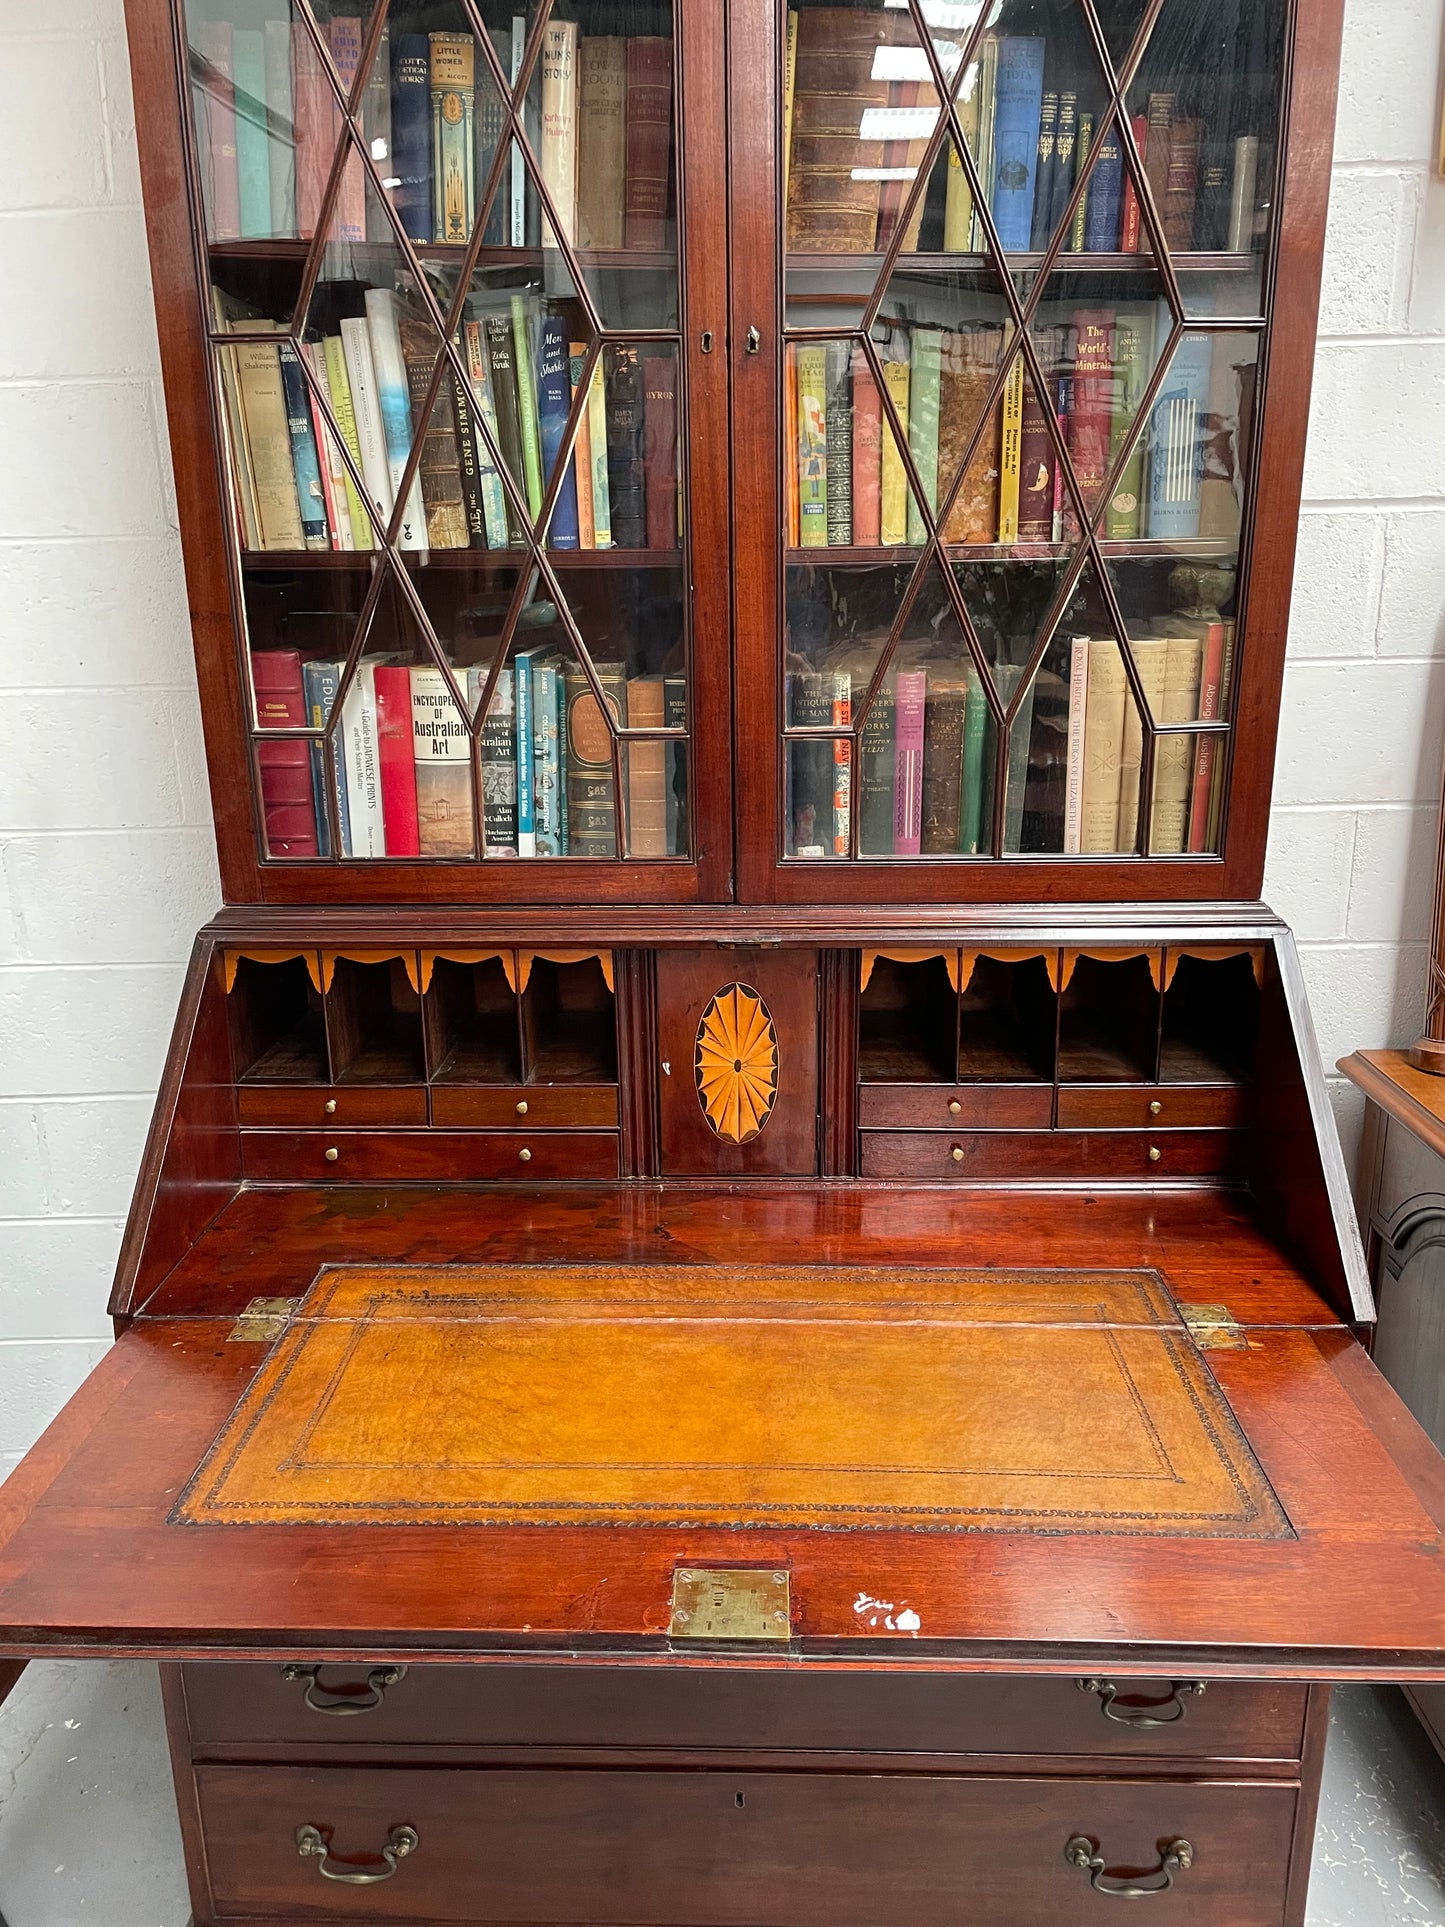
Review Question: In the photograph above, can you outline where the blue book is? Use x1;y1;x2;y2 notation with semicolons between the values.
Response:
514;647;536;856
478;29;510;246
232;29;271;239
1146;310;1213;540
536;311;580;550
276;340;328;549
303;659;347;856
390;34;432;243
530;656;564;856
989;37;1046;252
1084;122;1124;251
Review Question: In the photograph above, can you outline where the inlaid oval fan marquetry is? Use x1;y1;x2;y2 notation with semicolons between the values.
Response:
694;984;779;1144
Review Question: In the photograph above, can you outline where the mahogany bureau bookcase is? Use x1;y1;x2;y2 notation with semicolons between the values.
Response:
2;0;1443;1922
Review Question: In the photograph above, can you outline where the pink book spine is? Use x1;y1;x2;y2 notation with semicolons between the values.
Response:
892;669;927;856
374;665;421;857
292;25;333;240
1187;620;1227;852
328;17;367;243
851;354;882;548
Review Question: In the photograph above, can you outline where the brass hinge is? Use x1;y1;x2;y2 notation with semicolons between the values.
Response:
228;1297;300;1343
669;1568;791;1642
1178;1303;1248;1351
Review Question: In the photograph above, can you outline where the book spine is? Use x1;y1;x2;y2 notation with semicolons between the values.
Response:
413;666;476;856
539;19;578;248
252;647;306;732
1051;370;1071;540
536;312;581;549
970;36;998;250
478;29;509;246
340;314;395;534
328;17;366;242
236;337;305;549
340;661;385;857
1105;307;1149;539
943;55;982;251
231;30;271;240
194;22;240;241
302;657;345;856
1002;662;1034;853
1079;638;1127;854
879;349;911;546
1122;112;1147;251
785;671;831;857
290;23;331;240
851;351;881;547
576;38;627;250
795;344;828;548
212;301;261;550
859;687;896;855
364;23;392;244
1205;622;1236;847
783;10;799;212
1016;364;1056;542
1187;621;1227;851
824;340;853;546
449;356;489;547
509;18;527;246
1146;323;1211;539
1068;113;1092;251
373;664;421;856
322;332;375;549
1029;89;1059;250
996;353;1025;542
565;664;624;856
276;341;329;550
391;35;433;243
483;313;529;545
1084;120;1124;251
514;651;536;856
920;677;968;855
785;348;800;546
1067;309;1115;530
664;673;688;856
532;658;563;857
430;32;476;245
905;328;941;546
1048;86;1078;240
510;293;545;522
1227;136;1260;253
1152;633;1205;853
586;354;612;547
831;674;852;858
303;342;350;549
364;288;427;549
569;346;596;549
1163;117;1201;247
1063;634;1089;854
989;37;1045;251
642;352;678;551
604;343;646;549
263;21;296;238
256;736;319;856
1143;92;1175;239
625;36;674;249
400;314;469;549
625;676;668;858
959;674;988;854
891;670;927;855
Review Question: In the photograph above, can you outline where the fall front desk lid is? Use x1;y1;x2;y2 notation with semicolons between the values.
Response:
175;1264;1289;1540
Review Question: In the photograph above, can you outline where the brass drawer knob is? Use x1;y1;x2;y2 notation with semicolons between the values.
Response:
950;1146;965;1163
1065;1834;1193;1898
1149;1099;1162;1116
1147;1146;1161;1163
324;1098;337;1115
324;1146;339;1162
519;1147;532;1162
516;1099;528;1115
296;1822;418;1885
948;1099;962;1115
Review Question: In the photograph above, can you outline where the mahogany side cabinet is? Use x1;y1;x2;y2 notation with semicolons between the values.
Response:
2;2;1443;1924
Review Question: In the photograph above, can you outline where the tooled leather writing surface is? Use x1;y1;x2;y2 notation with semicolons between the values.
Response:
176;1264;1288;1538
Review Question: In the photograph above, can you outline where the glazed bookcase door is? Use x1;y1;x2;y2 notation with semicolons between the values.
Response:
730;0;1330;904
169;0;729;902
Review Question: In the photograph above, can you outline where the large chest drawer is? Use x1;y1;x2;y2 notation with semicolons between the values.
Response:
195;1764;1299;1925
179;1663;1308;1763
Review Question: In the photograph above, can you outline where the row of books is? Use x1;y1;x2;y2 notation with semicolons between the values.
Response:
215;287;677;555
784;8;1272;257
785;617;1231;860
191;15;672;253
253;649;687;862
787;310;1249;551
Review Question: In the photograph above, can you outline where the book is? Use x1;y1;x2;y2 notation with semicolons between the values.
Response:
565;662;626;856
263;20;296;237
830;673;852;857
824;340;853;546
364;288;428;549
276;341;328;550
1047;86;1078;240
784;665;833;857
905;329;941;547
430;32;476;245
875;77;937;254
302;658;345;856
892;670;927;855
943;44;987;250
1017;360;1056;542
970;35;999;250
399;314;469;549
1147;317;1212;539
514;648;536;856
1115;635;1168;853
1105;306;1151;539
374;664;421;857
625;675;669;858
858;682;896;856
339;316;392;538
960;669;990;855
450;353;490;548
414;665;475;856
585;353;612;548
536;312;581;550
252;650;317;857
328;17;366;242
785;348;800;546
920;670;970;855
576;38;627;250
1187;620;1228;852
1067;308;1115;527
783;11;800;214
996;354;1025;542
475;26;509;247
879;341;910;547
1084;118;1124;251
231;29;270;240
510;293;545;523
529;655;565;856
1062;635;1089;855
302;341;351;549
625;36;673;250
391;33;432;243
340;660;385;856
642;353;679;550
1078;637;1128;854
604;343;646;549
569;344;596;549
290;20;330;239
509;16;528;246
481;312;529;545
1163;117;1201;247
539;19;578;248
1205;622;1237;847
1121;113;1147;251
787;8;891;250
795;344;829;549
1152;630;1206;853
1068;112;1092;251
211;293;261;549
1030;89;1060;250
665;672;688;856
193;21;240;241
851;351;882;548
1143;92;1175;242
995;659;1036;854
363;23;392;245
989;38;1045;251
939;325;1003;544
233;335;304;549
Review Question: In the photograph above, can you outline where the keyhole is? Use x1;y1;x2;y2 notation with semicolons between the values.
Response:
735;1792;746;1809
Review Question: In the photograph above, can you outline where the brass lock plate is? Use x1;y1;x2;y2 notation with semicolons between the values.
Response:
669;1567;791;1642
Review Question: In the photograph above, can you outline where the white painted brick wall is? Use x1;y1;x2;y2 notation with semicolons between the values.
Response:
0;0;1441;1466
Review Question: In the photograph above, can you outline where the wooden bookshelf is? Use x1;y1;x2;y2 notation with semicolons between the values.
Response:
240;547;685;572
785;537;1242;567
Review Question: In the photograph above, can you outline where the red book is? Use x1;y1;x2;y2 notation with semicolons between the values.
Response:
624;37;674;250
1066;310;1115;529
641;353;679;549
1017;370;1057;542
1122;114;1148;252
328;16;366;244
292;22;333;239
374;665;421;856
874;80;921;251
852;352;882;547
251;651;318;858
193;21;240;241
1186;620;1227;852
892;669;927;856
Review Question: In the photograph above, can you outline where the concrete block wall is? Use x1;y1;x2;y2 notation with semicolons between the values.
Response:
0;0;1441;1463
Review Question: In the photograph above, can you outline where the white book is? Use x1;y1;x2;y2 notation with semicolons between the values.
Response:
539;18;577;248
461;316;511;549
510;17;527;246
339;314;394;532
304;341;354;550
1063;635;1089;855
362;288;428;552
340;660;385;857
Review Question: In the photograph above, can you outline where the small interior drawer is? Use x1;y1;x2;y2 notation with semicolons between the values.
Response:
857;1085;1053;1130
860;1131;1244;1182
241;1131;620;1183
236;1085;428;1128
1055;1086;1251;1130
431;1085;619;1129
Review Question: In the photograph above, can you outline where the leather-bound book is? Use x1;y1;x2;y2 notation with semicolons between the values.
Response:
1142;92;1174;240
920;670;970;854
577;38;627;250
1066;309;1115;528
252;650;318;857
565;662;626;857
939;325;1004;544
858;678;896;856
851;351;882;547
625;675;668;858
604;344;646;550
1163;117;1201;247
641;353;678;549
624;37;674;250
1017;362;1057;542
399;316;469;549
786;9;894;252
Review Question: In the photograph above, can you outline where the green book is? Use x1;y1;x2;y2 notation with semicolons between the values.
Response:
824;339;853;546
959;667;990;854
430;32;477;245
263;20;295;237
510;292;545;522
795;344;829;548
905;328;942;547
232;29;271;240
1106;306;1150;539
